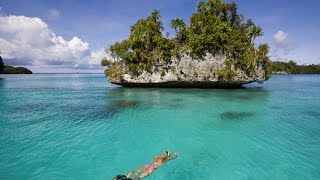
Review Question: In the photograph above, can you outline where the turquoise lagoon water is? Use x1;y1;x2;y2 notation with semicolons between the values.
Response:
0;74;320;179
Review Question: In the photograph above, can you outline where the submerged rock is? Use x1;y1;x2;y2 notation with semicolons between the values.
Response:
220;111;254;120
110;100;140;109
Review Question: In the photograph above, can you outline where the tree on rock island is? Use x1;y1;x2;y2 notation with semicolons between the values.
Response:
102;0;271;87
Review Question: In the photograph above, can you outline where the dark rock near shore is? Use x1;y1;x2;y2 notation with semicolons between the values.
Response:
111;81;247;89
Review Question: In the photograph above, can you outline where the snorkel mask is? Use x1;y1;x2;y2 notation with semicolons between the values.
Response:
165;151;170;157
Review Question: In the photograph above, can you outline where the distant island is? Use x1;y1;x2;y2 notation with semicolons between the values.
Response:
270;60;320;74
0;56;33;74
101;0;271;88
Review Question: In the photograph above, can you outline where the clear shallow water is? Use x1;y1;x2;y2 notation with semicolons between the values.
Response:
0;74;320;179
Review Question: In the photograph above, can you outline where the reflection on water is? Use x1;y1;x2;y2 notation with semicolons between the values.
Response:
110;100;140;109
89;105;119;120
167;98;184;108
0;78;4;89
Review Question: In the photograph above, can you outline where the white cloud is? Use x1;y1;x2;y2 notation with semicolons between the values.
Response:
0;15;108;72
273;30;295;53
271;30;295;61
89;48;111;64
273;30;290;47
48;9;60;20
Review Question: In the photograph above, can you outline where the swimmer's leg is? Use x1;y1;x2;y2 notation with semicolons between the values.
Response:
139;169;154;179
126;166;146;177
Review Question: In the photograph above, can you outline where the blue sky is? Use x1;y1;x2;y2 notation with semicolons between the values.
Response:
0;0;320;72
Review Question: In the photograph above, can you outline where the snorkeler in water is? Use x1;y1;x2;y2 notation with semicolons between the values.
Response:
113;150;179;180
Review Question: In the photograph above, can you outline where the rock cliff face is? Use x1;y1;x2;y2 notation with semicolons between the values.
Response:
109;53;267;88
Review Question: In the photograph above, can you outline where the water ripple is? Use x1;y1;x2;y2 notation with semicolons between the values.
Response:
1;74;320;179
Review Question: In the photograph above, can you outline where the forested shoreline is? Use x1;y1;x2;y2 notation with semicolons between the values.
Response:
0;56;33;74
270;61;320;74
